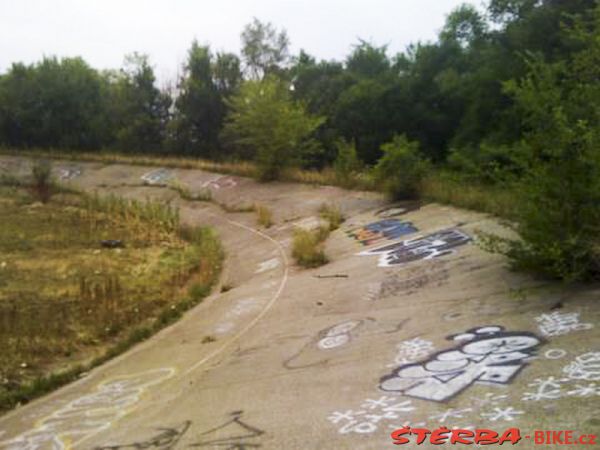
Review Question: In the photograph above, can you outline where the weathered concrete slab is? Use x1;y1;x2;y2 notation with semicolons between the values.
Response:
0;156;597;449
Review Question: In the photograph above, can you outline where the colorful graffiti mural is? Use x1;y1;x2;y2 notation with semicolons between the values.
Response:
359;228;471;267
347;219;417;246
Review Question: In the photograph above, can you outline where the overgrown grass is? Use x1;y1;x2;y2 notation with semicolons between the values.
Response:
0;185;223;413
319;203;344;231
2;149;519;222
421;171;518;219
255;203;273;228
292;227;330;268
1;148;375;190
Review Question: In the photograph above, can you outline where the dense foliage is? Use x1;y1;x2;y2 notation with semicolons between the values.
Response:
1;0;599;280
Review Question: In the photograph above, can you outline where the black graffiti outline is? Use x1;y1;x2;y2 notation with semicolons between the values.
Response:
94;421;191;450
379;326;544;402
283;318;408;370
189;411;264;449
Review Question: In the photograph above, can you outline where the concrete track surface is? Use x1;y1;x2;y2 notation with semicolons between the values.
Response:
0;156;598;449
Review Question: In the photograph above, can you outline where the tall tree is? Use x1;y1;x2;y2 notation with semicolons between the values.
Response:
112;53;171;153
169;42;241;157
241;18;290;79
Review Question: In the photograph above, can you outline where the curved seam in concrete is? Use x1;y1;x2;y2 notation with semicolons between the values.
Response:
71;213;289;449
182;214;289;376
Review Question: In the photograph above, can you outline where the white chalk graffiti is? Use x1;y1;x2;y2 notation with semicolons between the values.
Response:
563;352;600;381
522;376;567;401
141;168;172;186
428;408;472;422
469;393;508;408
535;311;593;337
201;175;237;190
0;368;174;450
364;282;381;302
317;320;361;350
57;167;82;181
327;397;415;435
544;349;567;360
380;326;541;402
214;299;262;335
387;337;435;367
480;407;524;422
255;258;280;274
566;383;600;397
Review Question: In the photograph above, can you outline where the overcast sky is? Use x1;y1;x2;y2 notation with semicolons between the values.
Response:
0;0;479;85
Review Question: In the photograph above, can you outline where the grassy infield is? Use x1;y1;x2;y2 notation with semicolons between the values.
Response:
0;148;513;411
0;178;223;412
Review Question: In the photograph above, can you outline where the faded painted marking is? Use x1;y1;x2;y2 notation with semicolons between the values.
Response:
0;368;175;450
141;168;172;186
255;258;280;274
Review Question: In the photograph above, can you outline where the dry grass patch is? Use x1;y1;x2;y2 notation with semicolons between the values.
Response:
292;227;330;268
0;184;222;412
255;203;273;228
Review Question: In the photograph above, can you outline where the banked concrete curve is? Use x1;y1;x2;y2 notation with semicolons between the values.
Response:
0;156;598;450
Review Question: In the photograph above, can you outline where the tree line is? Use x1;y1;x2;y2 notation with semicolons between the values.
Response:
1;0;599;281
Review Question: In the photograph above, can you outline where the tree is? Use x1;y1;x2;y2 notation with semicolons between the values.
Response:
346;40;391;78
222;76;324;180
112;53;171;153
169;43;241;157
241;18;290;79
0;57;107;149
486;4;600;281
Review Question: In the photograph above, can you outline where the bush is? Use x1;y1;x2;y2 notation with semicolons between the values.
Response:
292;227;329;268
30;160;53;203
373;135;430;200
255;203;273;228
333;139;362;187
319;203;344;231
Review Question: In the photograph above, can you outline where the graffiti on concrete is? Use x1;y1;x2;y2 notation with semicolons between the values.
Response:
0;368;175;450
255;258;280;274
376;207;407;218
201;175;237;190
284;318;408;370
535;311;593;337
190;411;264;449
359;229;471;267
94;421;191;449
522;376;566;401
317;320;363;350
367;262;449;301
284;320;368;369
380;326;542;402
57;166;82;180
428;407;472;422
387;337;435;368
327;397;415;435
347;219;417;246
480;407;524;422
544;349;567;360
563;352;600;381
141;169;173;186
214;298;262;335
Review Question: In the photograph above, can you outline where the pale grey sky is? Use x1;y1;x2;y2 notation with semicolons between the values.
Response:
0;0;479;85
